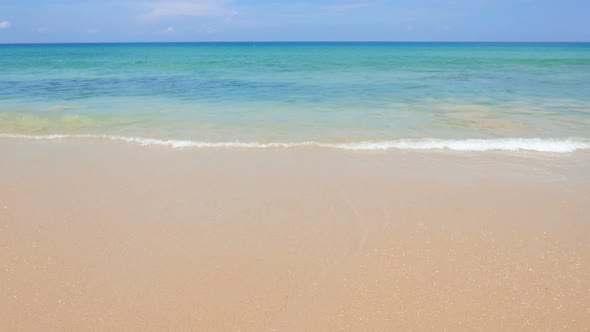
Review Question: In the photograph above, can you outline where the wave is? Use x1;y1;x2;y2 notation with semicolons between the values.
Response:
1;133;589;153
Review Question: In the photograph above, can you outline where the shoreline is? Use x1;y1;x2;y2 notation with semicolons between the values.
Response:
2;134;590;153
1;141;589;330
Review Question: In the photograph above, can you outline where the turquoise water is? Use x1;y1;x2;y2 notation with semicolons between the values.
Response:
1;42;590;151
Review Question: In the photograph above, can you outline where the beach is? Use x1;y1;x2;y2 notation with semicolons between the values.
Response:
1;42;590;331
2;140;589;331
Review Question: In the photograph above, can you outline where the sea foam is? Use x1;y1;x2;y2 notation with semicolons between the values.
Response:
1;134;589;153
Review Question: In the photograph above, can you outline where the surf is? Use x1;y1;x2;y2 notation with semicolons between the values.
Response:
2;134;589;153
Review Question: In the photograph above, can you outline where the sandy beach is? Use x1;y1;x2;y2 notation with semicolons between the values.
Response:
1;140;589;331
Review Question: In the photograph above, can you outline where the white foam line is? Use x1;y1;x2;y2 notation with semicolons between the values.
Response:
1;133;589;153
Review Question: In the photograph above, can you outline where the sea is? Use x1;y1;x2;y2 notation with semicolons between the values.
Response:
1;42;589;152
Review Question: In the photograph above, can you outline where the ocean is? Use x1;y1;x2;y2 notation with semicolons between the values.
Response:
1;42;589;152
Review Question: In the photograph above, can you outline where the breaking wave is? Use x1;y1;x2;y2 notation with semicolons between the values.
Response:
1;134;589;153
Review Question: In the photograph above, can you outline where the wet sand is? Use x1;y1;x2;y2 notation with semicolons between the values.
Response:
1;141;589;331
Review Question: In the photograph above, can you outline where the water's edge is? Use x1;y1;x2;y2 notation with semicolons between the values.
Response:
2;133;589;153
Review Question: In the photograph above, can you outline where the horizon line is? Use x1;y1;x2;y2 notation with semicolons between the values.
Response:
1;40;590;46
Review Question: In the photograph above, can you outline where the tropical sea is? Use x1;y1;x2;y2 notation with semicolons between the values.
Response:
1;42;589;152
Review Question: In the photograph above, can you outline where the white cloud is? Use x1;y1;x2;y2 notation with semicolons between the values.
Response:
87;29;98;34
0;20;10;29
166;26;175;32
140;1;233;21
37;27;49;33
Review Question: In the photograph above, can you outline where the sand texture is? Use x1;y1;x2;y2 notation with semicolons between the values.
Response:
1;141;589;331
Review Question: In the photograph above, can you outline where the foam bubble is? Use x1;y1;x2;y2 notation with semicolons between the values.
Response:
1;134;589;153
325;138;590;153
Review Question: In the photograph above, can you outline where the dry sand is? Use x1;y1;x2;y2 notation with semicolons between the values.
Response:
1;141;589;331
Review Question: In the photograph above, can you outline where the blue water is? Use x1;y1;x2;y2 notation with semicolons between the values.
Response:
1;42;589;151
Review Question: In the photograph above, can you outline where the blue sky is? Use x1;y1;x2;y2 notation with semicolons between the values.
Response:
0;0;589;43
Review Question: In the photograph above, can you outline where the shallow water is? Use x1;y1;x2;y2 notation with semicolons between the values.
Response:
1;42;589;151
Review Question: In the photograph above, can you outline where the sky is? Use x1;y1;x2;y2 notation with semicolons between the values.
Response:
0;0;589;43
